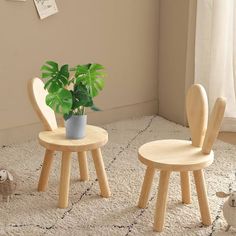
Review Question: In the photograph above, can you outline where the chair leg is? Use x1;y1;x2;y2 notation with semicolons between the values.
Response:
138;166;155;208
77;151;89;181
38;149;54;192
180;171;191;204
58;152;72;209
91;148;111;198
193;169;212;225
154;171;171;232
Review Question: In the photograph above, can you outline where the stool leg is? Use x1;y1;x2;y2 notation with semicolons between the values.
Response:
38;149;54;192
91;148;111;198
58;152;72;209
138;166;155;208
180;171;191;204
193;169;212;225
77;151;89;181
154;171;171;232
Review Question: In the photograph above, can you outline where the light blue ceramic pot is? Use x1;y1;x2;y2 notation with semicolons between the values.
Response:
65;115;87;139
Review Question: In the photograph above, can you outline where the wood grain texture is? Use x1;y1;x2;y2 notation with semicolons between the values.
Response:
92;149;111;198
138;140;214;171
28;78;57;131
138;166;155;208
58;152;72;209
77;152;89;181
28;77;110;208
38;149;54;192
193;169;212;225
154;171;171;232
137;84;226;231
186;84;208;147
202;97;226;154
39;126;108;152
180;171;191;204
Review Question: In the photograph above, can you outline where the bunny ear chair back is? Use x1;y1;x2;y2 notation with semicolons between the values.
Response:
28;78;58;131
137;84;226;232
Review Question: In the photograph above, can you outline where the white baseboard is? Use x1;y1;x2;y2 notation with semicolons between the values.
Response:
0;100;158;146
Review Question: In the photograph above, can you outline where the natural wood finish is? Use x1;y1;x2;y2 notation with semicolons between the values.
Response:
180;171;191;204
202;97;226;154
139;140;214;171
39;127;109;208
138;166;155;208
29;78;110;208
39;126;108;152
92;149;111;198
59;152;72;209
154;171;171;232
186;84;208;147
37;126;108;208
193;170;212;225
137;84;226;231
28;78;57;131
78;152;89;181
38;149;54;192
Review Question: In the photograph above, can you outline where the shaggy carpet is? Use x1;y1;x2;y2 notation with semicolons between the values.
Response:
0;116;235;236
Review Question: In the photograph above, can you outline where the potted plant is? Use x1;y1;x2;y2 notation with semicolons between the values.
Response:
41;61;105;139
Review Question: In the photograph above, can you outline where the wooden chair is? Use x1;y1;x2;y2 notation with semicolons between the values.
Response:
137;84;226;232
28;77;111;208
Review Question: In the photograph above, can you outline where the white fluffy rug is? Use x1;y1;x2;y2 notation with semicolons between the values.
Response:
0;116;236;236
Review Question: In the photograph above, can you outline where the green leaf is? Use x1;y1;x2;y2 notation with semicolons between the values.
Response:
75;65;89;76
46;61;59;70
74;63;105;98
91;104;101;111
72;83;93;109
41;73;52;79
41;65;55;72
41;61;70;93
63;111;73;120
45;88;72;115
90;63;104;71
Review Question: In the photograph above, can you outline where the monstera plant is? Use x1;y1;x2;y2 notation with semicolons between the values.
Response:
41;61;106;139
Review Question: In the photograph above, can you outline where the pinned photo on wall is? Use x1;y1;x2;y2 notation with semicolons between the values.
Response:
33;0;58;20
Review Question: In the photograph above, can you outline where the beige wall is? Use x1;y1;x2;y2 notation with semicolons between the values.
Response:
158;0;196;125
0;0;159;145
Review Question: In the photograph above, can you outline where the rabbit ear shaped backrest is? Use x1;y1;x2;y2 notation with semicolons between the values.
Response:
28;78;58;131
186;84;208;147
201;97;226;154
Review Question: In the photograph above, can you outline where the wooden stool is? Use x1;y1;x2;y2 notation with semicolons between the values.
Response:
28;78;110;209
137;84;226;232
38;126;110;208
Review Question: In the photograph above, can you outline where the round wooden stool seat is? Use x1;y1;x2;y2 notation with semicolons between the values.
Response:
37;125;110;208
138;139;214;171
39;125;108;152
137;85;226;232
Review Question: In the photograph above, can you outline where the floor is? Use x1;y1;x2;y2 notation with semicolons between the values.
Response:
0;116;235;235
218;132;236;145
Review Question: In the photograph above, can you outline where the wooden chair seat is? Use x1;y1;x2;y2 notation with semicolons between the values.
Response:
138;140;214;171
28;78;111;209
137;84;226;232
39;126;108;152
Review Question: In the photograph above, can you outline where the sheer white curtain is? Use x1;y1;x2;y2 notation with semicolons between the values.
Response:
195;0;236;131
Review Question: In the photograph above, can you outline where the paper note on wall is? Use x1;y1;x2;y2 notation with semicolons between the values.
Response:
33;0;58;20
